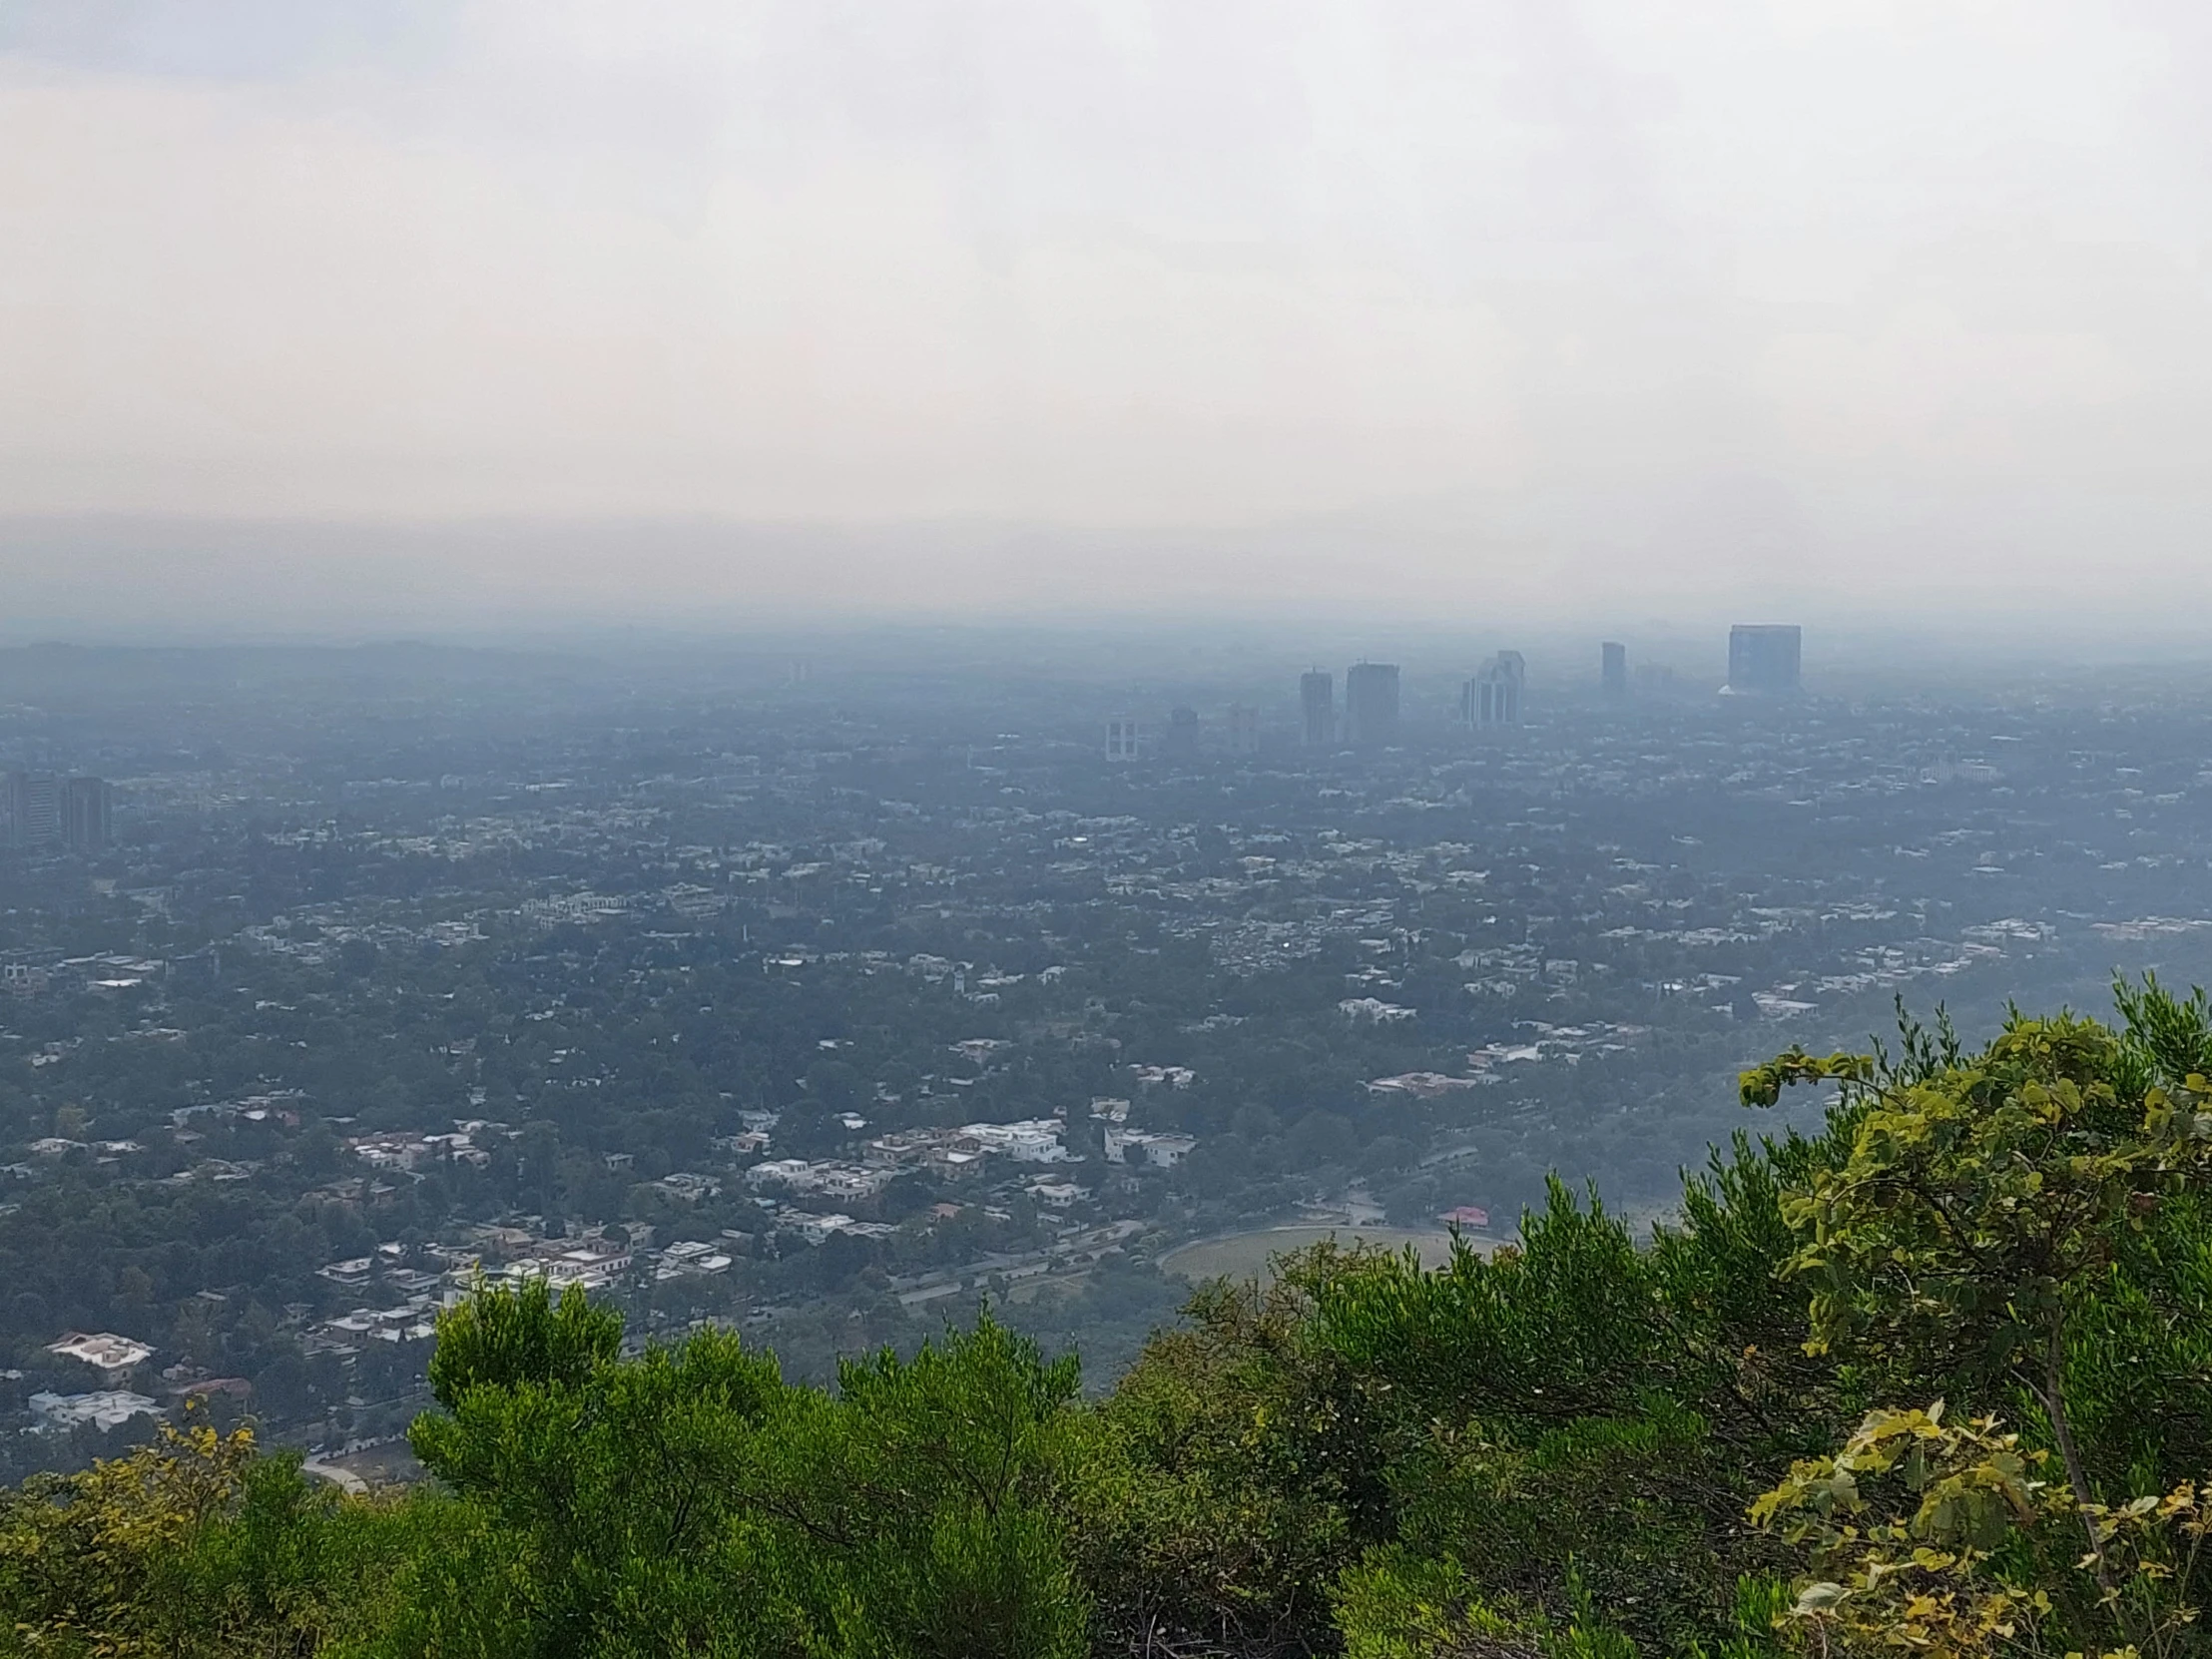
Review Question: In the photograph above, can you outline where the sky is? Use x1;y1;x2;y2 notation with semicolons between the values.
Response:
2;1;2210;634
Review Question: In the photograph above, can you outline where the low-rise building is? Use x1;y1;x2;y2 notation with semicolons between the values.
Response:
47;1331;155;1374
655;1240;734;1279
652;1172;721;1203
28;1389;162;1431
1103;1129;1197;1169
958;1120;1068;1163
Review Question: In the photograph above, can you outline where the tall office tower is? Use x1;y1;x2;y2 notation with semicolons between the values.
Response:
1601;641;1627;701
61;778;111;852
5;772;60;849
1226;703;1261;755
1726;625;1803;695
1163;706;1201;760
1343;662;1400;748
1105;718;1141;763
1464;651;1525;728
1300;670;1335;748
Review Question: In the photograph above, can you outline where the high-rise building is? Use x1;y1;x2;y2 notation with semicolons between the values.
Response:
62;778;111;852
5;772;60;849
1300;671;1335;748
1163;706;1201;760
1226;703;1261;756
1726;625;1803;696
1464;651;1525;728
1601;642;1627;701
1344;663;1400;748
1105;718;1140;763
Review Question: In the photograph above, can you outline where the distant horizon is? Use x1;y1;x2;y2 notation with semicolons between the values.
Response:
0;594;2208;694
0;510;2205;658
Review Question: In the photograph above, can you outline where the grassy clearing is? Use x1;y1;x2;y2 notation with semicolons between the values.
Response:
1160;1224;1479;1285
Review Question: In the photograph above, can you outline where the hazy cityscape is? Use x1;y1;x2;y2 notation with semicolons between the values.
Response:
11;6;2212;1651
4;626;2210;1481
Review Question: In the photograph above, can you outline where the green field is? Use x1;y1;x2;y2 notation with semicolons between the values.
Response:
1160;1225;1477;1285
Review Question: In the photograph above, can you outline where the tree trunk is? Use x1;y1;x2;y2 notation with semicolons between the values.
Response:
2029;1319;2139;1649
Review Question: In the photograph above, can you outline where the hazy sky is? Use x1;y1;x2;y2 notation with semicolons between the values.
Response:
4;1;2210;628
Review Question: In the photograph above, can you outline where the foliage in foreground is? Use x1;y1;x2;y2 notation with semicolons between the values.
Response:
12;978;2212;1656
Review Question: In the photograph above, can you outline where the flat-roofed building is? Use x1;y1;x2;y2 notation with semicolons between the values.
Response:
62;778;111;851
1726;625;1802;695
6;772;59;848
1465;651;1525;727
29;1389;161;1431
47;1331;155;1373
1300;671;1335;748
1344;662;1399;748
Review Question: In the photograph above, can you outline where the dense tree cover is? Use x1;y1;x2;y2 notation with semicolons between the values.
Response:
0;893;1774;1459
14;978;2212;1655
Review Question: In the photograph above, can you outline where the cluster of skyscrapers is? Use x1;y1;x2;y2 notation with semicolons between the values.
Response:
1599;625;1801;702
1297;662;1406;748
5;771;112;852
1107;624;1802;759
1293;654;1523;751
1108;704;1261;763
